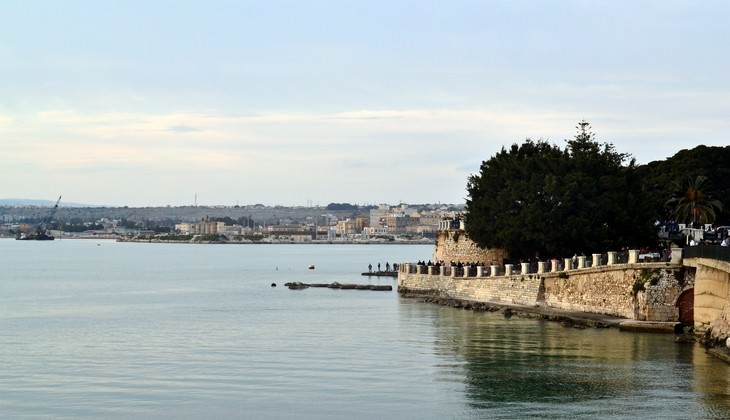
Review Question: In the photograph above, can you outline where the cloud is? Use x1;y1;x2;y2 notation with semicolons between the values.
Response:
167;124;201;133
3;100;729;206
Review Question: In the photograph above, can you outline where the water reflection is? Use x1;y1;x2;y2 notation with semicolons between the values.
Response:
433;308;637;405
691;343;730;418
400;301;730;418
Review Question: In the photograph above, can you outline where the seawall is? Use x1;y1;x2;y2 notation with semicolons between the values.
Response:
398;257;687;324
683;254;730;347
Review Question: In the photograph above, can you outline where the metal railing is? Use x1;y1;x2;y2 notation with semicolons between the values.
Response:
683;245;730;263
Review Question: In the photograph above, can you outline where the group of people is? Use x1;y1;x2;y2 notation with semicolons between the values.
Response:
690;236;730;246
416;260;487;269
367;262;398;272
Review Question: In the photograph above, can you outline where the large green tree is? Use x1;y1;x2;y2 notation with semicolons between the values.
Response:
464;121;657;260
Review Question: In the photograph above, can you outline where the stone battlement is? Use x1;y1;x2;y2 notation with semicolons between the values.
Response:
398;249;687;322
403;248;679;277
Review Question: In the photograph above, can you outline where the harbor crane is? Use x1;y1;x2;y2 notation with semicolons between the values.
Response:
16;195;62;240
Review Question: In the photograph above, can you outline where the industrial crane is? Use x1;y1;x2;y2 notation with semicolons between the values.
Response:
16;195;62;240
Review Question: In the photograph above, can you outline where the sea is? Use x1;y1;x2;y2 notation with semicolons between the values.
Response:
1;238;729;419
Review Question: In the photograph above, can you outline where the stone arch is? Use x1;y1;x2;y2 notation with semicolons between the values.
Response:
675;288;694;325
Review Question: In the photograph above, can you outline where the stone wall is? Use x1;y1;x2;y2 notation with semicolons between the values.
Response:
543;268;634;318
685;258;730;343
432;230;507;266
638;268;691;322
543;266;685;321
399;261;685;322
398;270;543;306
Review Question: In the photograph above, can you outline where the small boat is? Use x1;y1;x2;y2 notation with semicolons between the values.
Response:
308;265;315;270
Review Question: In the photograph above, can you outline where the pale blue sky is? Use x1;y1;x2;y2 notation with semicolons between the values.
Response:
1;1;728;206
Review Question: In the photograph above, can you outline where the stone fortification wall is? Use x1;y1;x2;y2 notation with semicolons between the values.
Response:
686;258;730;343
433;230;507;266
638;268;691;322
399;261;685;322
398;271;542;306
543;266;685;321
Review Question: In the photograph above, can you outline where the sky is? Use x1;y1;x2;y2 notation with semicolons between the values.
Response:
1;1;728;207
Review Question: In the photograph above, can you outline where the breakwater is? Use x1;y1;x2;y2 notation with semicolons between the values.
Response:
284;281;392;291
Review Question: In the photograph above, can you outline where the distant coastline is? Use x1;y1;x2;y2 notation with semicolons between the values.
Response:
114;237;433;245
0;235;432;245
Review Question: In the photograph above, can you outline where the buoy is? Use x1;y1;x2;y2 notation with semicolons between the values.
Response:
308;265;315;270
271;283;277;287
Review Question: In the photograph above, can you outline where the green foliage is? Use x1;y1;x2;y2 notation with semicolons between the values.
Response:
161;234;194;241
465;121;657;260
326;203;358;211
634;268;663;294
60;222;104;232
194;233;226;242
636;145;730;225
631;268;663;296
665;175;723;225
465;138;565;258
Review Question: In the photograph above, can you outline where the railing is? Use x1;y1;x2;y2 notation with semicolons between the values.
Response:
683;245;730;263
400;248;679;279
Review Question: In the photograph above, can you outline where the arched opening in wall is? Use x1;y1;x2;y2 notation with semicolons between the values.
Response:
675;289;694;325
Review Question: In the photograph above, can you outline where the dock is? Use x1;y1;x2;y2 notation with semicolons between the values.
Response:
361;271;397;278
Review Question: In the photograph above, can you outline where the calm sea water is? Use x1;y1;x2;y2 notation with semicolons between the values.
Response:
1;239;729;419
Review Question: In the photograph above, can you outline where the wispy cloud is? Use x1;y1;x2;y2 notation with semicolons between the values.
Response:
167;124;201;133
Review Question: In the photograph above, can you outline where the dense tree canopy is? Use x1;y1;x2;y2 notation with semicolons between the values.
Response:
326;203;359;211
636;145;730;225
464;122;657;260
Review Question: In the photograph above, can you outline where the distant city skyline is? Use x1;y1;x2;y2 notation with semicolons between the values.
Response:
2;1;728;207
0;197;462;208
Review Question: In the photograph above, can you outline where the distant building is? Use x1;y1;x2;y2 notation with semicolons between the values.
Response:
336;218;365;237
385;214;418;234
175;216;224;235
265;223;316;240
369;204;390;229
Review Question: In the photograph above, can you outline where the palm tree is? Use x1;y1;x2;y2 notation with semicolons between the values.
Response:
665;175;723;225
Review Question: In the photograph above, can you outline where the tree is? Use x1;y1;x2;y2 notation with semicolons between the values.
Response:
665;175;723;226
464;121;657;261
465;139;566;259
326;203;358;211
636;145;730;225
